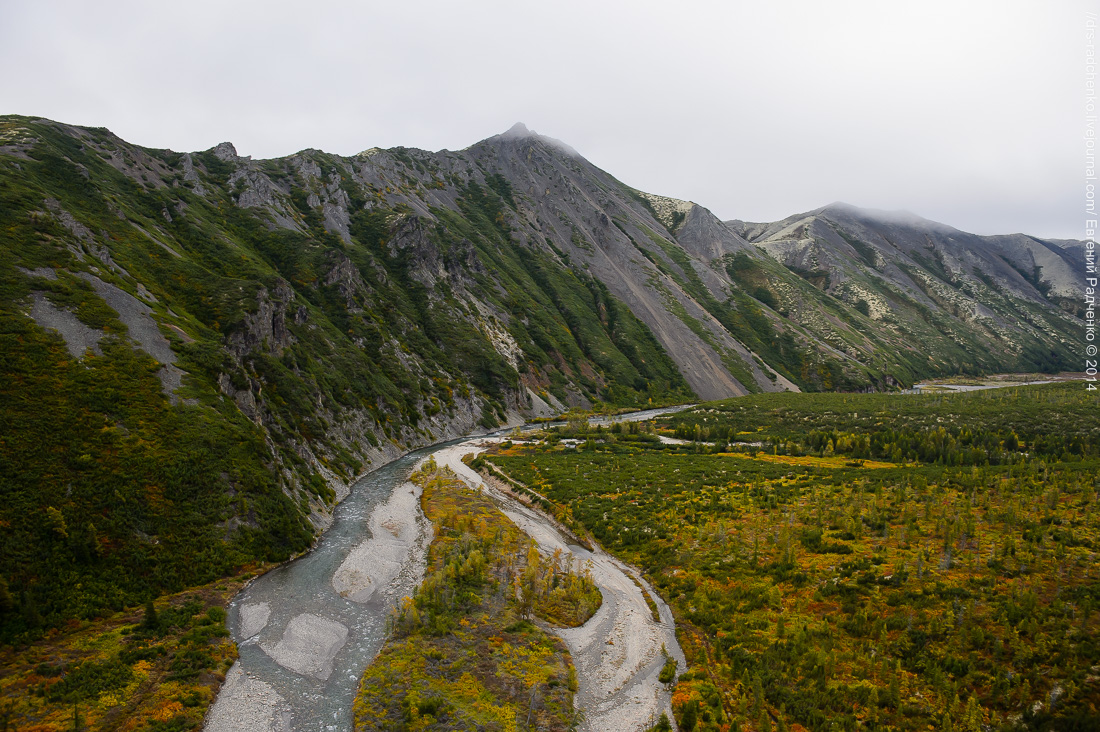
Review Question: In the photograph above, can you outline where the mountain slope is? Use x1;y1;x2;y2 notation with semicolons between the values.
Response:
0;116;1083;640
728;203;1084;377
0;117;698;639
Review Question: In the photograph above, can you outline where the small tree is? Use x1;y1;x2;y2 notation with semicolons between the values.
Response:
658;645;677;685
680;700;698;731
142;600;158;632
963;696;983;732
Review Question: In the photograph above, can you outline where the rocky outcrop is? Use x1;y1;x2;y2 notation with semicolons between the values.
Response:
43;197;124;269
213;142;239;162
675;204;754;262
323;252;369;311
320;174;353;243
217;373;261;422
387;214;446;288
228;281;295;357
180;153;207;195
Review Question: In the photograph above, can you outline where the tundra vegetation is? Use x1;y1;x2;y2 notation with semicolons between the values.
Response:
489;383;1100;731
353;459;600;731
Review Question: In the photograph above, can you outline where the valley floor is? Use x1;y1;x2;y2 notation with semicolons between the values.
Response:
489;383;1100;731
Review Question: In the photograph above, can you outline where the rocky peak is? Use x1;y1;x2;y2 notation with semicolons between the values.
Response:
501;122;531;139
818;202;956;234
483;123;580;159
213;142;239;162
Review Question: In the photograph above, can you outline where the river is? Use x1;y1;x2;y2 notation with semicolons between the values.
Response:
204;407;688;732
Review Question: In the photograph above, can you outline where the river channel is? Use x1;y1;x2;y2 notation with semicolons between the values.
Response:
204;407;687;732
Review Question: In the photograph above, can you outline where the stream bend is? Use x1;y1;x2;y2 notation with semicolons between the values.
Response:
205;408;687;732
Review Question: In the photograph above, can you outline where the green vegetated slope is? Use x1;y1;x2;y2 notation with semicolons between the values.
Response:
0;116;688;644
0;572;258;732
354;460;598;731
490;383;1100;731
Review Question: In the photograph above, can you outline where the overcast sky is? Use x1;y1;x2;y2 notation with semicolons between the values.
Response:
1;0;1091;238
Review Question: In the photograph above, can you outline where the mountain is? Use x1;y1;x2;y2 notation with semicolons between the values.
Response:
0;116;1083;638
728;203;1085;366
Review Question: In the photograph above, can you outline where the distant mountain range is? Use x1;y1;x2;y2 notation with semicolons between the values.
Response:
0;116;1083;635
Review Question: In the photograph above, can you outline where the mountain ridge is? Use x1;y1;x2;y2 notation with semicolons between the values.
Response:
0;114;1084;640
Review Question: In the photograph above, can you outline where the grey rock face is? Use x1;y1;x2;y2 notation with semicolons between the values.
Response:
44;198;123;273
387;214;446;288
323;252;370;311
228;166;303;236
44;198;94;244
218;373;261;422
676;203;754;262
322;200;351;243
28;292;103;359
229;281;295;357
213;142;238;162
294;157;322;179
984;233;1082;299
231;170;270;208
75;272;185;400
458;130;785;398
180;153;207;195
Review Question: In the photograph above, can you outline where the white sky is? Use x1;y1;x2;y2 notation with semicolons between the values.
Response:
1;0;1093;238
